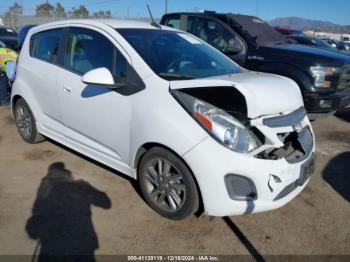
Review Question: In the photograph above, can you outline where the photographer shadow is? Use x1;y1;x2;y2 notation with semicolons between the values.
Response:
322;152;350;202
26;162;112;262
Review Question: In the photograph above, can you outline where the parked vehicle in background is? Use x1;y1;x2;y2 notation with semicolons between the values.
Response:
343;42;350;53
322;38;348;52
341;37;350;43
161;11;350;119
274;27;305;36
287;35;337;50
0;27;18;50
18;24;37;50
12;19;315;220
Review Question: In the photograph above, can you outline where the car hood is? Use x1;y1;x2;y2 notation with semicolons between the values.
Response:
0;35;18;41
267;44;350;64
169;71;303;119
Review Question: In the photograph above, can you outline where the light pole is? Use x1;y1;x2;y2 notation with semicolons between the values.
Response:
165;0;168;14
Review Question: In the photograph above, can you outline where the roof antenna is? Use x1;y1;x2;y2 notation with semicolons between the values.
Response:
147;4;161;29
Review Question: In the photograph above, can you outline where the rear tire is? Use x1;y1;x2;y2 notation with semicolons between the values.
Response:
138;147;199;220
14;98;44;144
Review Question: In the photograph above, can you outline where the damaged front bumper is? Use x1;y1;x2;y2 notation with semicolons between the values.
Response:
183;107;316;217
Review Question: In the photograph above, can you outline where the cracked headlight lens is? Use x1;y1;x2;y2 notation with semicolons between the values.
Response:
172;90;260;153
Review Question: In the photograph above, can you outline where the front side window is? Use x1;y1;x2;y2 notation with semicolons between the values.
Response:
115;50;127;79
31;28;62;63
193;17;238;54
117;29;241;80
64;27;114;75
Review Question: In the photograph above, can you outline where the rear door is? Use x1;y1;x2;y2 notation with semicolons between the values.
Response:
56;26;136;172
27;28;64;134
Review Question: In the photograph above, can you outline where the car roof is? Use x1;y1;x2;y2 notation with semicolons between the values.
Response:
163;11;227;19
32;19;176;31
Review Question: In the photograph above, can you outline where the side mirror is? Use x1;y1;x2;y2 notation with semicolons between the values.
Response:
82;67;117;88
227;38;243;54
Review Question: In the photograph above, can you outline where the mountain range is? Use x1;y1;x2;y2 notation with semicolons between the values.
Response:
269;17;350;34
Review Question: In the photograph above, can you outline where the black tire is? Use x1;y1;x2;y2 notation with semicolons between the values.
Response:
138;147;199;220
14;98;44;144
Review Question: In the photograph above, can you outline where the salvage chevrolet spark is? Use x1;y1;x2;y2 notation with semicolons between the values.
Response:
11;20;315;220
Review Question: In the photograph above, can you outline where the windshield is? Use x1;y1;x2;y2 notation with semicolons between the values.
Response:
116;29;241;80
229;14;285;46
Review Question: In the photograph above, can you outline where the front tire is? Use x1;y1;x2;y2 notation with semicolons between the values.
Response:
14;98;44;144
138;147;199;220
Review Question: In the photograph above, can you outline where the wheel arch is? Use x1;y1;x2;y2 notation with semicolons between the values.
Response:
134;142;204;216
11;94;24;118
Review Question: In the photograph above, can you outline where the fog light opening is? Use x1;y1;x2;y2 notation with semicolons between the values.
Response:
225;174;257;201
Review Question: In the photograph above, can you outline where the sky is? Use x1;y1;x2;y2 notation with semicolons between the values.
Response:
0;0;349;25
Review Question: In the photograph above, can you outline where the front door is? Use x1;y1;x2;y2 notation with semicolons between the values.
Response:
57;26;133;172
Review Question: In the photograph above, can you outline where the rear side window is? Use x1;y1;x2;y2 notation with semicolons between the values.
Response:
64;27;114;75
163;15;181;29
186;16;196;32
31;29;62;63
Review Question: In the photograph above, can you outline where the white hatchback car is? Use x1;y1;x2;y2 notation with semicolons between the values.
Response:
12;20;315;220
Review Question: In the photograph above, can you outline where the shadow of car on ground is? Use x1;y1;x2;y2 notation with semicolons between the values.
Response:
335;110;350;122
322;152;350;203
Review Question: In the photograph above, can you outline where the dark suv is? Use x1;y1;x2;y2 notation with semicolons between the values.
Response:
161;11;350;119
0;27;18;50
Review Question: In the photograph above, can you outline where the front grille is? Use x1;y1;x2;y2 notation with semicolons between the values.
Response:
263;107;307;128
338;64;350;91
256;127;314;163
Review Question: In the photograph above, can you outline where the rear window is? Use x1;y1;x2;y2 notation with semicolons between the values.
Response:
30;28;62;63
164;15;181;29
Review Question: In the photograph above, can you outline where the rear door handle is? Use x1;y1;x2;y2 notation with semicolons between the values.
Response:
63;85;71;94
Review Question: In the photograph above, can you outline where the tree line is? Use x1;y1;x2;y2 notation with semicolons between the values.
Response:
2;1;113;29
34;1;112;18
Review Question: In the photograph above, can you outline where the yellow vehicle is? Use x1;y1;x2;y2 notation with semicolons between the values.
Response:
0;47;17;72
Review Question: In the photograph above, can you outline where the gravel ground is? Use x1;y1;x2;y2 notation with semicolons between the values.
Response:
0;107;349;260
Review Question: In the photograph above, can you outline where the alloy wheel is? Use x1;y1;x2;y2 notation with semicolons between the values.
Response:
15;105;33;139
143;158;187;212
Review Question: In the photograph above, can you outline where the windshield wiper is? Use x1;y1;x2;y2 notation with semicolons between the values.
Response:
158;72;194;80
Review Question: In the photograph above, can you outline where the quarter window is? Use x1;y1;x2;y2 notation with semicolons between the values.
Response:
31;29;62;63
64;27;114;75
115;50;127;79
164;15;181;29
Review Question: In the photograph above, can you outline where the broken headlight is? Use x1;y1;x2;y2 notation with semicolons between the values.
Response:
172;90;260;153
